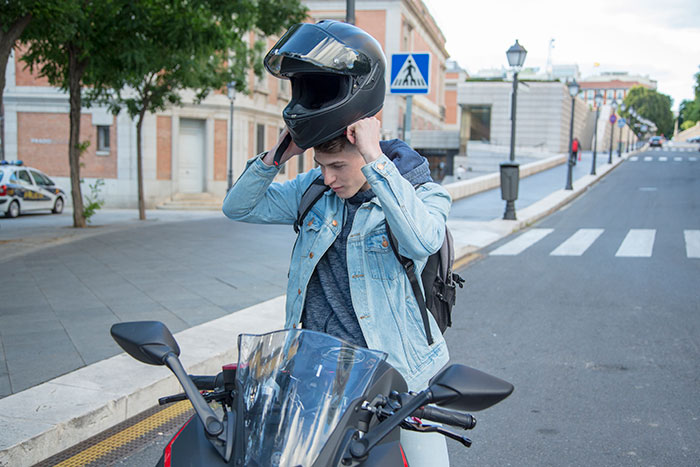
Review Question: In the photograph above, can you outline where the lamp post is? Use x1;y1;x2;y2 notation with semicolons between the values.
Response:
618;102;626;157
500;39;527;220
226;81;236;191
608;99;617;163
591;91;603;175
565;79;579;190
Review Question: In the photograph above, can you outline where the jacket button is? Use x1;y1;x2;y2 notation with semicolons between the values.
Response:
307;220;313;226
332;219;338;227
377;163;385;170
309;252;314;258
298;288;302;295
382;239;389;248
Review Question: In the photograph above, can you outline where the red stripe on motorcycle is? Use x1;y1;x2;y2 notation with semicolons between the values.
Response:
164;418;192;467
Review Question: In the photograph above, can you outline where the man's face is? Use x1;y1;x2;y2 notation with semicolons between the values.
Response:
314;146;369;199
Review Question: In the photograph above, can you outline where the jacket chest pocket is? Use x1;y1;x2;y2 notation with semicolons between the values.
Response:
300;211;324;257
365;232;398;280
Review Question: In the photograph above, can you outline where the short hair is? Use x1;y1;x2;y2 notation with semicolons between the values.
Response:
314;134;348;154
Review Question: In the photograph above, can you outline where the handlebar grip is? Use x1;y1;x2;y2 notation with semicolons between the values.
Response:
189;373;223;390
415;405;477;430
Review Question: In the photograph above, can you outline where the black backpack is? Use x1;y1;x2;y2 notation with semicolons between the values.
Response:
294;176;465;346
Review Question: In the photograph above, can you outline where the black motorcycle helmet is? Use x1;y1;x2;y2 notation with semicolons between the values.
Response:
264;20;386;150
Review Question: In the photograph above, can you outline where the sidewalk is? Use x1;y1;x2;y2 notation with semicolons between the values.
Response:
0;148;633;466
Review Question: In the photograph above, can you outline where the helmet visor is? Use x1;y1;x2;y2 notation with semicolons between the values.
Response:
265;23;371;77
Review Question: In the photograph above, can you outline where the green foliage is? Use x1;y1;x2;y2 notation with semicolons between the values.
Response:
680;120;696;131
678;66;700;128
622;86;674;136
83;0;308;119
82;178;105;224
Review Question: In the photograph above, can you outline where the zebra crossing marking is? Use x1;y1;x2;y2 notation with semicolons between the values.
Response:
550;229;604;256
691;157;698;161
644;156;653;161
490;228;553;255
630;156;639;161
659;156;668;161
674;157;682;161
685;230;700;258
490;228;698;259
615;229;656;257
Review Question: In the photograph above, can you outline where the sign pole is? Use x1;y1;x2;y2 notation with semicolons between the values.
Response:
404;95;412;145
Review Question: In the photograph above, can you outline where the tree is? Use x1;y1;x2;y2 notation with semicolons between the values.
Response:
20;1;127;227
85;0;306;220
622;86;674;137
678;66;700;128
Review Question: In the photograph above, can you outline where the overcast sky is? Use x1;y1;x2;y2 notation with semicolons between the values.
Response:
423;0;700;112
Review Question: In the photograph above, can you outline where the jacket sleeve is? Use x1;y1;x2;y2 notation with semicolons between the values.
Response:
222;155;311;225
362;154;451;260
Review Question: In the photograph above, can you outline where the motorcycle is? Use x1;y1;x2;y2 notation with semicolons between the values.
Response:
111;321;513;466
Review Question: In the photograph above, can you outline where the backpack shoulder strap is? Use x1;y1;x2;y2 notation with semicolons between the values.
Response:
386;220;435;346
295;175;329;233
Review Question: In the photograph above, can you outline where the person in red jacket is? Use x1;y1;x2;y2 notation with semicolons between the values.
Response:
572;137;580;163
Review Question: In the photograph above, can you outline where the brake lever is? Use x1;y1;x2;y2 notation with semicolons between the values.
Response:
401;420;472;447
159;390;229;406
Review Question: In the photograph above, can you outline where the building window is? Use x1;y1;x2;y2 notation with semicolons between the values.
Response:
256;124;265;154
606;89;614;100
97;126;110;154
587;90;594;100
616;90;624;99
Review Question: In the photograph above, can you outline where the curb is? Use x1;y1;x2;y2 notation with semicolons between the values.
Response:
448;151;632;265
0;297;285;467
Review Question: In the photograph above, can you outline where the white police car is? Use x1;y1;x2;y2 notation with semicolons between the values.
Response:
0;161;66;218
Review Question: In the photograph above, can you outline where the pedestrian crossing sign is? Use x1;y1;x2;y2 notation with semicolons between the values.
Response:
390;53;430;94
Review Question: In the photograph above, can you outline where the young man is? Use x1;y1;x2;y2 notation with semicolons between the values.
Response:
223;20;452;465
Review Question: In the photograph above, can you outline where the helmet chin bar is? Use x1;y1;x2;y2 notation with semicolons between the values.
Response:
273;133;293;167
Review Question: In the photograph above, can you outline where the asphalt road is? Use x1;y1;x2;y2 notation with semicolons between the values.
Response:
445;147;699;466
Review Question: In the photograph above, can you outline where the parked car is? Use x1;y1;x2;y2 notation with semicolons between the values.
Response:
649;136;663;148
0;161;66;218
686;135;700;143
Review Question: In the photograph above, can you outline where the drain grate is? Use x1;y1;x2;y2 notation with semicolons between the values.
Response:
34;401;193;467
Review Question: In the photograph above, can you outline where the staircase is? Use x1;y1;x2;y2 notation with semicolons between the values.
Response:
156;192;224;211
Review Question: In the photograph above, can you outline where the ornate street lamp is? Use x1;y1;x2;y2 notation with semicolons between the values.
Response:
565;79;580;190
591;91;603;175
618;102;626;157
500;39;527;220
227;81;236;190
608;99;617;163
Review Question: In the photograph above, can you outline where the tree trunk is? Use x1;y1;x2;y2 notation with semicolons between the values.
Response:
68;43;88;228
136;108;147;220
0;14;32;161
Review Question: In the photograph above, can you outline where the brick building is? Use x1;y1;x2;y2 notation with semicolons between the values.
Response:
2;0;451;209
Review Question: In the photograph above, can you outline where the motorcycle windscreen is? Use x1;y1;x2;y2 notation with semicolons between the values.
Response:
236;329;387;467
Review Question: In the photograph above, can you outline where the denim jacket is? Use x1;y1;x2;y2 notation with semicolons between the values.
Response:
222;153;451;390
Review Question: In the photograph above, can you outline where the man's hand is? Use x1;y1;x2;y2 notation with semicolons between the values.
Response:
262;128;304;167
346;117;383;163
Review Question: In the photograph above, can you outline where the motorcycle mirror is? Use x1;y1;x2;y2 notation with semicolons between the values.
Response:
111;321;180;366
427;364;514;412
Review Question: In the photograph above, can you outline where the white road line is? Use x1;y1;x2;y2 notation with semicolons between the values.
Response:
630;156;639;161
690;157;698;161
490;229;554;256
685;230;700;258
659;156;668;161
644;156;653;161
550;229;604;256
615;229;656;257
674;157;682;161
